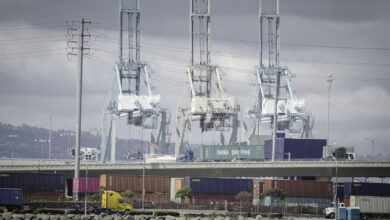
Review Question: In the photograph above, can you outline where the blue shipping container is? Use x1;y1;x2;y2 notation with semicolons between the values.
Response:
264;138;326;160
344;182;390;198
347;207;360;220
0;188;22;206
0;173;65;191
184;178;252;195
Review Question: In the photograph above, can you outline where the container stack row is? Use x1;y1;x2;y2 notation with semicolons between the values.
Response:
0;173;65;201
100;174;171;204
2;171;390;213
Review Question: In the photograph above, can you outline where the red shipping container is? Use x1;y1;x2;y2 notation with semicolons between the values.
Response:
264;179;332;198
72;178;100;194
22;190;64;201
100;175;170;193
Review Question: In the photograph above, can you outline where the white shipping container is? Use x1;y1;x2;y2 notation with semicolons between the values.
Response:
350;196;390;214
170;178;176;201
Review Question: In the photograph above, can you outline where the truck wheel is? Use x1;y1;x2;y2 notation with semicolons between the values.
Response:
124;209;130;215
330;213;335;219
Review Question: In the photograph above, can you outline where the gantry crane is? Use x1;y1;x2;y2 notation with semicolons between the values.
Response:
175;0;240;156
244;0;313;142
101;0;168;162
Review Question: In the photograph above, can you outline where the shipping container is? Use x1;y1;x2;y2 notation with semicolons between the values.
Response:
264;179;333;198
350;195;390;214
252;180;264;199
344;182;390;198
100;175;170;193
184;178;252;195
263;196;332;207
337;183;345;201
170;178;184;202
22;190;64;201
200;145;264;161
264;138;326;160
0;173;65;191
191;194;238;204
0;188;22;207
344;198;350;207
72;178;100;194
66;179;73;197
132;192;170;204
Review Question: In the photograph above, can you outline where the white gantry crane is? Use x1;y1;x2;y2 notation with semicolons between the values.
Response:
101;0;167;162
175;0;240;156
244;0;313;142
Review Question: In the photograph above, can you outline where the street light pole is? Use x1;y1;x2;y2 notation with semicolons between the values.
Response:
327;73;333;144
85;158;88;215
142;145;145;210
8;135;17;166
332;156;338;220
365;137;382;160
49;114;52;160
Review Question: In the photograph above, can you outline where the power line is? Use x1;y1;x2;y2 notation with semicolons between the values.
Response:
0;21;66;28
94;24;390;52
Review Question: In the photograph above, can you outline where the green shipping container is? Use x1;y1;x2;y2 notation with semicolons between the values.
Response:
201;145;264;161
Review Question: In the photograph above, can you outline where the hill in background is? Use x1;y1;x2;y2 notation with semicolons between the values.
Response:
0;122;176;161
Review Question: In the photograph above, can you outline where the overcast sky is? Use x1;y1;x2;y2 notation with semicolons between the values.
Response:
0;0;389;158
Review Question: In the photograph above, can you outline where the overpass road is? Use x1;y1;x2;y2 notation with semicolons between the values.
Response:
0;159;389;179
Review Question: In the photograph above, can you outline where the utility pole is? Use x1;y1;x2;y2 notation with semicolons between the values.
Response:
67;19;91;201
49;114;52;160
272;71;280;162
327;73;333;144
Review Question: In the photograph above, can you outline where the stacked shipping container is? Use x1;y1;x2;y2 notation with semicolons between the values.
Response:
184;178;253;195
200;145;264;161
264;138;326;160
0;173;65;201
183;177;253;204
263;179;333;207
72;178;100;199
100;174;170;204
72;178;100;194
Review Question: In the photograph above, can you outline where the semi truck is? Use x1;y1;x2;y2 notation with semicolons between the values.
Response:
350;195;390;219
324;202;345;218
101;190;133;213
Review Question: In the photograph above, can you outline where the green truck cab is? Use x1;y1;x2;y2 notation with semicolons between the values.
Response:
101;190;133;212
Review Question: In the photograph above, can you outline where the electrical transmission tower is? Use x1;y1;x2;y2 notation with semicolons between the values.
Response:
244;0;313;145
175;0;239;156
101;0;166;162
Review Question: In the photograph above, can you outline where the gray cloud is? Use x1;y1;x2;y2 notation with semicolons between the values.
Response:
0;0;389;158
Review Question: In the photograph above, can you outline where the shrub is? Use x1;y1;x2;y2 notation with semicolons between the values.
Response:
271;213;283;218
34;209;65;214
154;211;180;217
66;209;86;214
121;211;153;216
184;213;206;217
